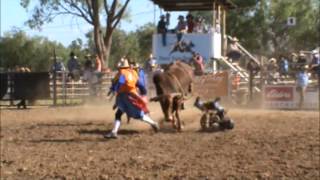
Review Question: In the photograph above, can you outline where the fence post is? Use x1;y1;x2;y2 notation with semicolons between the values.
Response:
249;69;253;101
53;49;57;106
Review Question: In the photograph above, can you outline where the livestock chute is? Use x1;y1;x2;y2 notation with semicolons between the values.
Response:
0;73;8;99
12;72;50;100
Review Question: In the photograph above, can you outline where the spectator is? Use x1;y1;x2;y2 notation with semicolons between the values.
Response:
266;58;279;84
279;55;289;78
186;14;194;33
144;54;157;73
247;59;260;76
310;50;320;79
191;52;205;76
227;37;242;63
51;60;66;72
295;65;309;109
157;15;167;46
176;15;187;42
194;16;208;33
84;54;93;70
67;52;81;81
297;53;307;68
82;58;99;96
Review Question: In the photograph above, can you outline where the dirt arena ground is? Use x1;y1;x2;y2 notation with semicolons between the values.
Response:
0;100;319;179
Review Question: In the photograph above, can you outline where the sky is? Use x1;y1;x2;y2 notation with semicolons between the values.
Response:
0;0;186;46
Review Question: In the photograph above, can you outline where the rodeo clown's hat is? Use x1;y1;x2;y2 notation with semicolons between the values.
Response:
117;59;130;68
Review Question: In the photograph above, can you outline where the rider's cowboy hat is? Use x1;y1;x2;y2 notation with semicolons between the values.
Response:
298;52;306;57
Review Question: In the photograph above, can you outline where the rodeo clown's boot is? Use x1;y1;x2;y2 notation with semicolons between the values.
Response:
141;114;159;132
104;119;121;139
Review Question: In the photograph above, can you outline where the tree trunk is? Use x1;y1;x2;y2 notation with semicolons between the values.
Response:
103;26;113;68
92;0;105;67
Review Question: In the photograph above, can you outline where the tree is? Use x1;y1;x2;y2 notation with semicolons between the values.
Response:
21;0;131;68
190;0;319;57
135;23;155;60
0;30;69;71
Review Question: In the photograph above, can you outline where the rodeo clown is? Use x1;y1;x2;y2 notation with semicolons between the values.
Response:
105;59;159;139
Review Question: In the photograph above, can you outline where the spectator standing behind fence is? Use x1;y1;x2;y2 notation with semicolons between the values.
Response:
296;65;309;109
310;50;320;79
186;14;194;33
82;58;99;96
144;54;157;73
279;55;289;78
176;15;187;42
51;60;66;72
297;53;307;68
67;52;81;81
157;15;167;46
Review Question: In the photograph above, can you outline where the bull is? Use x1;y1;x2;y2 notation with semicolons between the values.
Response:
150;60;194;131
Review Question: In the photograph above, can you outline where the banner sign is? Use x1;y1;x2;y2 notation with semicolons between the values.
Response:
153;33;221;64
194;71;229;98
263;85;319;109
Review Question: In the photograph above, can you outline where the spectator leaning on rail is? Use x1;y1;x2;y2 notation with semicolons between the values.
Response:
295;65;309;109
67;52;81;81
105;59;159;139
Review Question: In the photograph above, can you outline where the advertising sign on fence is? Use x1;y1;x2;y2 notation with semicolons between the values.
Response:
263;85;319;109
194;71;229;99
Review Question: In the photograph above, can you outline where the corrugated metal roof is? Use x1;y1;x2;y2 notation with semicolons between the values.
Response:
151;0;236;11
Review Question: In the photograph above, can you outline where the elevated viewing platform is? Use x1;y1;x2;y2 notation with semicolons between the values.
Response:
153;32;222;64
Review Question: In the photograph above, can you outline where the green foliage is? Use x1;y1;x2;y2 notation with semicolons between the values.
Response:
227;0;319;56
86;23;156;69
191;0;319;56
0;30;69;71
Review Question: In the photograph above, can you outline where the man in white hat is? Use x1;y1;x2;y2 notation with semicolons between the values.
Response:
105;59;159;138
227;37;242;63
